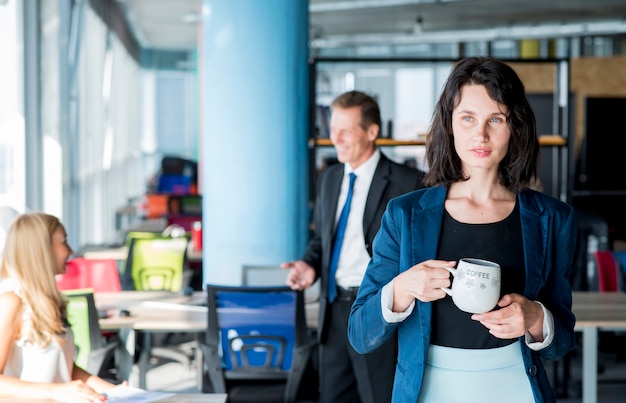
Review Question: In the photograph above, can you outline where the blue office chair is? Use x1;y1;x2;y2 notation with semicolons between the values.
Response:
199;285;317;403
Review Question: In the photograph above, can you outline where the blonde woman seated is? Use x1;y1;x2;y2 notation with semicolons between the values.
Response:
0;213;121;402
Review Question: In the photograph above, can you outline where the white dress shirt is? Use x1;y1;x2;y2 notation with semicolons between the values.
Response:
334;150;381;289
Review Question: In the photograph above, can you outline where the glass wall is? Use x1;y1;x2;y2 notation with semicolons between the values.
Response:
5;0;625;251
0;0;25;251
34;0;198;249
314;60;454;172
0;0;25;215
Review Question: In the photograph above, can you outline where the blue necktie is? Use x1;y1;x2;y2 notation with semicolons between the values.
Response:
328;172;357;303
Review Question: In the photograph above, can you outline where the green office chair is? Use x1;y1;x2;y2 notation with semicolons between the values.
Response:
125;236;190;292
124;237;196;372
124;230;163;248
63;289;120;379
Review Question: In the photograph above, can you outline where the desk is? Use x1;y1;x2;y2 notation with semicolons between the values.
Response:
96;291;319;391
96;290;178;308
96;292;207;390
83;246;128;260
97;290;626;401
572;291;626;403
0;394;227;403
147;394;227;403
84;243;202;263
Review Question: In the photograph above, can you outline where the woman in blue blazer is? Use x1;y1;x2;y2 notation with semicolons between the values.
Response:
348;57;576;403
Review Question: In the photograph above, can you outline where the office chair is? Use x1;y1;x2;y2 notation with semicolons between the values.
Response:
613;250;626;292
124;230;162;247
241;265;289;287
125;237;190;292
62;289;120;379
56;258;122;293
199;285;317;403
556;251;626;398
118;231;165;289
124;236;197;372
594;251;620;292
241;265;320;304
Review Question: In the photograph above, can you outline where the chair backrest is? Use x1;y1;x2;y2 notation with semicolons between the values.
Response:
127;237;188;292
241;265;289;286
62;289;102;369
63;289;120;377
57;258;121;292
166;214;201;232
613;250;626;292
120;231;166;285
594;251;620;292
124;230;163;248
201;285;314;402
168;195;202;215
241;265;321;304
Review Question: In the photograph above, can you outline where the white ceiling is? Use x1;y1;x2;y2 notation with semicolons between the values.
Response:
116;0;626;51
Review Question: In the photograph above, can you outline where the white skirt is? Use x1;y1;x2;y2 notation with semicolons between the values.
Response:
418;341;536;403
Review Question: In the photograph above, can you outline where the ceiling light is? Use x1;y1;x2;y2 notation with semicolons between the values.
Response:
182;13;201;24
413;16;423;34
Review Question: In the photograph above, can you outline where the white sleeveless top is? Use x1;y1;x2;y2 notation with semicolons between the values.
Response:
0;278;76;382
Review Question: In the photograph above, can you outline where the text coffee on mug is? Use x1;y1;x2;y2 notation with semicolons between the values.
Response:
441;258;501;314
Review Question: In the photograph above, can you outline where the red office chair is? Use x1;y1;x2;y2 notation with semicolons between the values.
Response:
56;258;122;293
592;251;626;390
556;251;624;398
594;251;620;292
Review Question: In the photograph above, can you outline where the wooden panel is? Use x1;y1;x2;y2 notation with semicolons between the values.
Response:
312;135;565;147
570;56;626;155
508;62;557;93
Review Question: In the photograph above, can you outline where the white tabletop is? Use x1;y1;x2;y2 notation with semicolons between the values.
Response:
571;291;626;403
573;291;626;329
96;292;207;332
154;394;227;403
0;394;227;403
83;246;128;260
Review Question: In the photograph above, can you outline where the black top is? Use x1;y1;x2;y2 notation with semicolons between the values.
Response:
430;201;525;349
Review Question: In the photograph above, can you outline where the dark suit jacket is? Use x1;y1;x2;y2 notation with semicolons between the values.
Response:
301;152;425;342
348;186;577;403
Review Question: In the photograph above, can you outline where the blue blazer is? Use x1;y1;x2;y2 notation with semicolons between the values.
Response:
348;186;577;403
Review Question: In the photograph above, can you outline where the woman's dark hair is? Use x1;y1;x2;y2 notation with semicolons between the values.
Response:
331;90;381;134
423;57;539;193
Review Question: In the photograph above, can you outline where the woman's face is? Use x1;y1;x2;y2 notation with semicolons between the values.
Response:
451;84;511;174
51;225;73;275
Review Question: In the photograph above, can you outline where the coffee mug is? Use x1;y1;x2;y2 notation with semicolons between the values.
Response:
441;258;501;314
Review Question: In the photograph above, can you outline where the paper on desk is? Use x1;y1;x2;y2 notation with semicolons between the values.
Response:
103;385;174;402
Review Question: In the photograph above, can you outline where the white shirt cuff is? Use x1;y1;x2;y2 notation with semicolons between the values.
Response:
381;279;415;323
525;301;554;350
381;283;555;349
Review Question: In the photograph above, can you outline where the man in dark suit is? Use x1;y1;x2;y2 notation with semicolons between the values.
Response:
282;90;425;402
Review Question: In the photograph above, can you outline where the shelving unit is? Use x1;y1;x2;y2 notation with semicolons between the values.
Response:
309;57;571;203
310;135;567;148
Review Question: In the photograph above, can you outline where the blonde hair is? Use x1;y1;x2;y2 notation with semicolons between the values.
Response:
0;213;68;346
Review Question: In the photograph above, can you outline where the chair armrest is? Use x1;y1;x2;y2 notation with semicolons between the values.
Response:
198;341;227;393
87;339;120;376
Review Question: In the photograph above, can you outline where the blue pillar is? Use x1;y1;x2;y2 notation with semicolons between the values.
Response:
200;0;309;285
